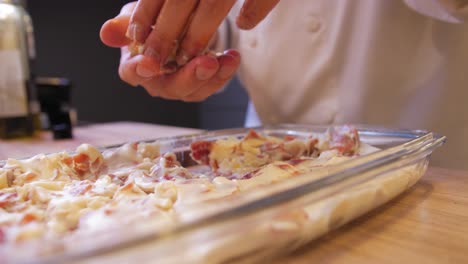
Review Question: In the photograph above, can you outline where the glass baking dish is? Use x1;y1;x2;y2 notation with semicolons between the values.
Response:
1;125;446;264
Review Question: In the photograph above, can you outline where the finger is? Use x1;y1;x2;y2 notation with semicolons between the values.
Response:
100;2;136;48
119;49;161;87
159;55;220;98
183;50;240;102
236;0;280;30
144;0;199;65
140;55;220;99
126;0;165;44
175;0;236;66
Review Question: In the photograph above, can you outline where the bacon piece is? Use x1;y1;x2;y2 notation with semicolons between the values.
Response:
0;192;17;208
190;141;213;165
329;125;360;156
161;153;178;168
72;153;90;177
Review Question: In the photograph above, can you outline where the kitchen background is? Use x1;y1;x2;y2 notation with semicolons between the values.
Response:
27;0;249;130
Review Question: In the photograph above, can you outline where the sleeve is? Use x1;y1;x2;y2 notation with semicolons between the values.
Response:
404;0;468;23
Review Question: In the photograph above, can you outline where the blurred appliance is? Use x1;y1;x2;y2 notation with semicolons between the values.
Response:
0;0;40;138
36;77;73;139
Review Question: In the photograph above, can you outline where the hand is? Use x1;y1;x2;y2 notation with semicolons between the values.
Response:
127;0;280;67
100;2;241;102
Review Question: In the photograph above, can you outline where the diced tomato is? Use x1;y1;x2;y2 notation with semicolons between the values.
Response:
73;153;89;163
62;157;73;165
104;209;113;215
190;141;213;165
284;135;296;141
20;213;37;225
72;153;91;177
25;172;37;181
74;164;89;177
244;129;262;140
121;183;134;191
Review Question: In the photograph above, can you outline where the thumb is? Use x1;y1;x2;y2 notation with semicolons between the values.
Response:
100;2;137;48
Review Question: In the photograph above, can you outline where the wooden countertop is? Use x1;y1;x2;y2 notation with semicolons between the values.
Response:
0;122;201;160
276;166;468;264
1;122;467;263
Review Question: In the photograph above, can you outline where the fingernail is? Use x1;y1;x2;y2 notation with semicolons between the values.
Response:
126;23;144;43
144;47;160;60
136;63;156;78
196;65;215;81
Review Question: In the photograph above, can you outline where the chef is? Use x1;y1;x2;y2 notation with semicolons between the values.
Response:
100;0;468;169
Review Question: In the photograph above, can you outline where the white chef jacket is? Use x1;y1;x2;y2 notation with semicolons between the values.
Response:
216;0;468;169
